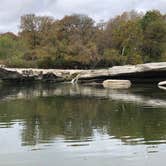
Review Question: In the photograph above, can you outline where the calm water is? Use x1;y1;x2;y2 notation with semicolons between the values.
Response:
0;83;166;166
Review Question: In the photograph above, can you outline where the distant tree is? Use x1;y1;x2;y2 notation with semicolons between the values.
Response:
104;11;143;65
0;10;165;69
140;10;166;61
56;14;100;68
58;14;95;43
20;14;55;49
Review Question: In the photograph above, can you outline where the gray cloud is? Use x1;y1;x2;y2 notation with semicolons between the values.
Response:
0;0;166;33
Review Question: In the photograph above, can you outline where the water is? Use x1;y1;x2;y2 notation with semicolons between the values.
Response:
0;83;166;166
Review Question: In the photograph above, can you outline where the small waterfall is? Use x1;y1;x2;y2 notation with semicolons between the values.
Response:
71;74;80;84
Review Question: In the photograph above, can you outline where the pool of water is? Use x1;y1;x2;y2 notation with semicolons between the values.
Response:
0;83;166;166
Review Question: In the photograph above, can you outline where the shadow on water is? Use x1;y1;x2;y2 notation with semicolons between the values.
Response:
0;83;166;147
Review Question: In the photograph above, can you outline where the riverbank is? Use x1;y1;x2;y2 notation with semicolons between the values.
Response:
1;62;166;83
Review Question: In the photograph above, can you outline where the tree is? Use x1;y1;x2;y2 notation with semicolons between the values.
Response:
140;10;166;61
56;14;99;68
58;14;96;43
20;14;55;49
104;11;143;65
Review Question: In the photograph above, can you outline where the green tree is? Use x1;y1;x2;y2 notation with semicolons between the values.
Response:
0;33;27;64
141;10;166;61
103;11;143;65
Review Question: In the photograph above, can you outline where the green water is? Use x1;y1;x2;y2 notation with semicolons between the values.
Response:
0;83;166;166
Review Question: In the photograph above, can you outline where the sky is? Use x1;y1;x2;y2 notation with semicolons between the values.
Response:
0;0;166;33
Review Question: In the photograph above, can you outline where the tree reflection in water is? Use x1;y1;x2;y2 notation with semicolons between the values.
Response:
0;83;166;146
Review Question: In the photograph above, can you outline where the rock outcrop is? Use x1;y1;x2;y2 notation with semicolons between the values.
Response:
1;62;166;83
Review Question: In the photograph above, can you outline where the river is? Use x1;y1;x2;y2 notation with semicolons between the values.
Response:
0;83;166;166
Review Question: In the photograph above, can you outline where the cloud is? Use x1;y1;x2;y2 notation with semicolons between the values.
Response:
0;0;166;33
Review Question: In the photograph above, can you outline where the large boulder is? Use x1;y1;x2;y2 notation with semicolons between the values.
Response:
103;80;131;89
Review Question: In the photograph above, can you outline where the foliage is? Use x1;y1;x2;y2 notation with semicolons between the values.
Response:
0;10;165;68
140;10;166;61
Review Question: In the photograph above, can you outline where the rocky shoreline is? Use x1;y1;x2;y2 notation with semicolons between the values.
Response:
1;62;166;83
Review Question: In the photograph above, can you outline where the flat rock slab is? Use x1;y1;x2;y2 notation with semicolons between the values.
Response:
103;80;132;89
1;62;166;82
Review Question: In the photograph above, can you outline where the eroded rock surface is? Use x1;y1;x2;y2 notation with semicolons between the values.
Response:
0;62;166;83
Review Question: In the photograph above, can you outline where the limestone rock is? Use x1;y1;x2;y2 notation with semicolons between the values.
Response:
1;62;166;83
103;80;131;89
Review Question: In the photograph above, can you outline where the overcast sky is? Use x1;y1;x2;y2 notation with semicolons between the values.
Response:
0;0;166;33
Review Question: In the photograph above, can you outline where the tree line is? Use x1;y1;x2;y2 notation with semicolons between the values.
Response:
0;10;166;69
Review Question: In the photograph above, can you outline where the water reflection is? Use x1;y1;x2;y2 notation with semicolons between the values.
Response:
0;85;166;146
0;83;166;149
1;83;166;108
